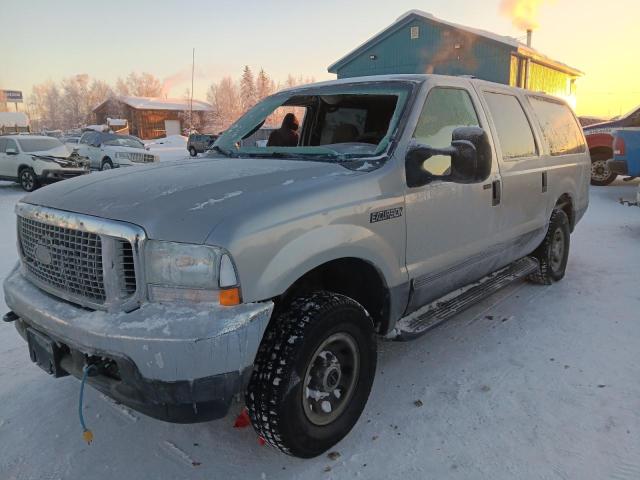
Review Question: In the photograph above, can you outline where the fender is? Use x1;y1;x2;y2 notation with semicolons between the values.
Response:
250;224;408;305
585;131;613;151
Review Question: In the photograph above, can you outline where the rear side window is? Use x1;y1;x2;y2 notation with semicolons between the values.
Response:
528;96;586;155
0;139;6;153
484;92;537;159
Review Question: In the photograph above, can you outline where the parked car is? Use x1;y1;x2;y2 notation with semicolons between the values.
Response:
611;128;640;206
0;135;89;191
61;135;81;151
77;131;159;170
187;133;218;156
3;75;589;458
583;104;640;185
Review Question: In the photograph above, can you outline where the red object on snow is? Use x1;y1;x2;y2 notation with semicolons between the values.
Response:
233;408;251;428
258;436;266;446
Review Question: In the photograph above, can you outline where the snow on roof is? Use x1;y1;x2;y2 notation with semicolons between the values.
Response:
328;10;583;76
119;96;212;111
0;112;29;128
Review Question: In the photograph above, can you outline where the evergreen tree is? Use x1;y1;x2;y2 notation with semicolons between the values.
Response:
240;65;257;113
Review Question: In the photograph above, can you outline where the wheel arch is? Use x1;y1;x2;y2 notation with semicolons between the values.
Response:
555;192;575;232
276;256;391;334
589;145;613;161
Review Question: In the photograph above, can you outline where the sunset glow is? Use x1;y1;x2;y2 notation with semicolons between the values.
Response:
1;0;638;118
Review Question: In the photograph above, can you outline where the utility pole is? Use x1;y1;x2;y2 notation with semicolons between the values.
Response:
190;47;195;132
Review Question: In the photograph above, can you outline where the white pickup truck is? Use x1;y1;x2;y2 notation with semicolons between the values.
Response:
3;74;589;458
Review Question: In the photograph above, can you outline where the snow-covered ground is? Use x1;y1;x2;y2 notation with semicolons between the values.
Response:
0;179;638;479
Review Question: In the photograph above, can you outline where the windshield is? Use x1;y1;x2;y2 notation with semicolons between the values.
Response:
212;82;413;161
103;134;144;149
17;137;64;153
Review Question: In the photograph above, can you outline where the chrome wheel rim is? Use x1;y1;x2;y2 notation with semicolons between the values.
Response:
102;162;112;170
302;332;360;426
550;227;565;272
591;160;611;182
21;171;34;190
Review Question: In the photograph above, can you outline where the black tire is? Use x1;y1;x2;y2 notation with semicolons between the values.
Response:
19;168;39;192
189;147;197;157
527;209;570;285
590;155;617;186
246;291;377;458
101;158;113;171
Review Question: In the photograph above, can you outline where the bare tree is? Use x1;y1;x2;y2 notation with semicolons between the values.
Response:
60;74;91;129
29;81;62;130
0;89;7;112
115;77;130;96
206;76;242;132
125;72;163;97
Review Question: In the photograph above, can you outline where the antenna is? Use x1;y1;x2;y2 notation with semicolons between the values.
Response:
190;47;195;132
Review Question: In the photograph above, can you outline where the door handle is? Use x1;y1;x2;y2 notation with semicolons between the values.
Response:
542;171;548;193
492;179;501;206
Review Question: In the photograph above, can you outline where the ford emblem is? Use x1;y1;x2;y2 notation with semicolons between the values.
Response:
34;244;53;265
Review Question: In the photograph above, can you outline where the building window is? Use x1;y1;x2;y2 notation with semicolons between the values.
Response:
410;26;420;39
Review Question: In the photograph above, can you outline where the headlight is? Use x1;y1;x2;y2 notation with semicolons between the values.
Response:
145;241;240;305
115;152;131;159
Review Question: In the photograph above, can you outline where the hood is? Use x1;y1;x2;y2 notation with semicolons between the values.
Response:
104;145;147;153
31;145;71;158
22;157;361;243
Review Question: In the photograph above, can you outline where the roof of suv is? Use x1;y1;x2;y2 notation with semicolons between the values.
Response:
282;74;569;106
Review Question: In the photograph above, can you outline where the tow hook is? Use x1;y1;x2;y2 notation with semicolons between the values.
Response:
2;311;18;323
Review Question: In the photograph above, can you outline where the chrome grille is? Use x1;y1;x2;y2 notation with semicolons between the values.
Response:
15;203;145;311
117;240;137;296
18;217;107;303
130;152;155;163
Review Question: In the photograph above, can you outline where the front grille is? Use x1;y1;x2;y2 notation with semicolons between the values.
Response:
18;217;107;303
18;216;139;307
129;152;155;163
117;240;137;296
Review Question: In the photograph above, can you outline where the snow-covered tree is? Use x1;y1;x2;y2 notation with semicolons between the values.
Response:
240;66;257;113
256;68;275;101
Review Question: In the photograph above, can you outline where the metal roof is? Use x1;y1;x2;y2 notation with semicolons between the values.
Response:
328;10;583;77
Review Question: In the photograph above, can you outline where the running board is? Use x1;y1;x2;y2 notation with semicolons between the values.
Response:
394;257;538;341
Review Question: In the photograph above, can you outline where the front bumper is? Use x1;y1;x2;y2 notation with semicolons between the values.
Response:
38;168;89;183
606;159;628;175
3;264;273;422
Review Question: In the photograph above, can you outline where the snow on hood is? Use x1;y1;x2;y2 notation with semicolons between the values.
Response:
22;157;359;243
31;145;71;158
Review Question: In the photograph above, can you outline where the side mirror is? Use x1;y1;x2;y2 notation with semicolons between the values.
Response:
5;148;18;155
405;126;492;187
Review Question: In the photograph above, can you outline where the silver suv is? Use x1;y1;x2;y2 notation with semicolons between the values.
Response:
3;75;590;458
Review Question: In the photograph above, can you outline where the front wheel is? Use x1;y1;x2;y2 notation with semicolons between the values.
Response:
189;147;197;157
527;209;570;285
19;168;39;192
246;292;377;458
101;158;113;171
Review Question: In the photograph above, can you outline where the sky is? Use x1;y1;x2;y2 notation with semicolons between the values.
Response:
1;0;638;117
